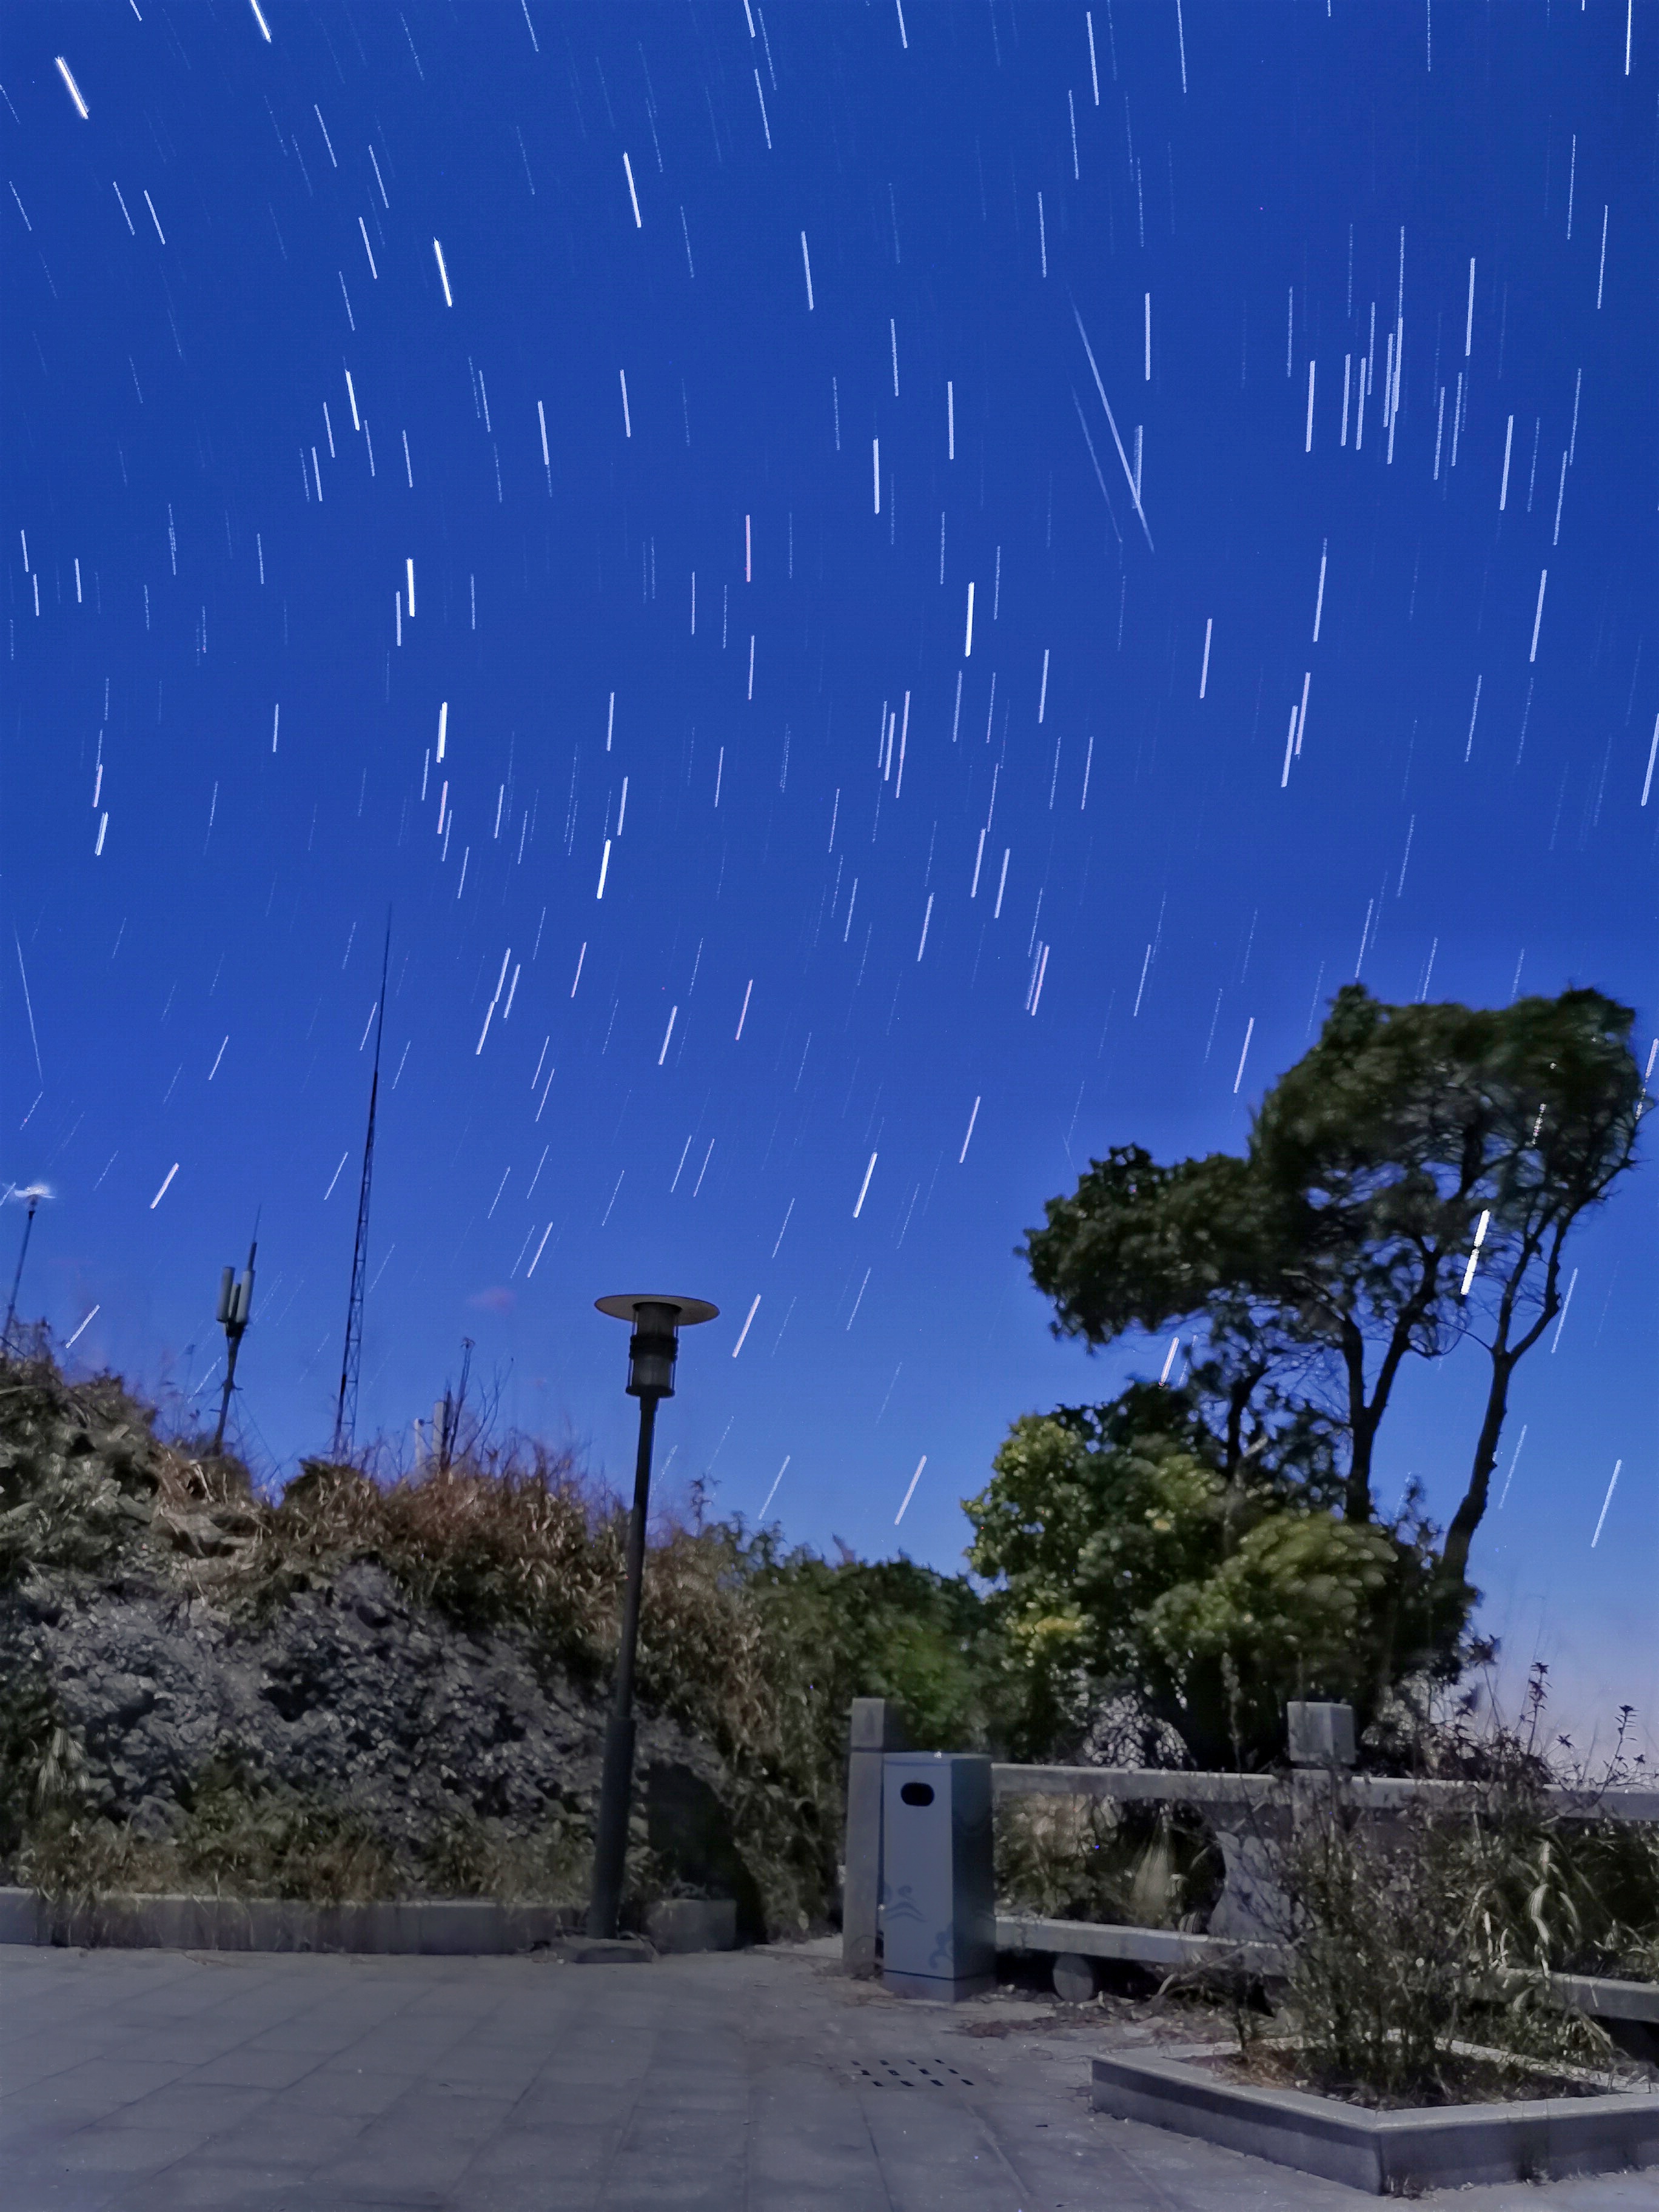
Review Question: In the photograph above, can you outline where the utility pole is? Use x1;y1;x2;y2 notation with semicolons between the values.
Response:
333;916;390;1461
211;1219;258;1455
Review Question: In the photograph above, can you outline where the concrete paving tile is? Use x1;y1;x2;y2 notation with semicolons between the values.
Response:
116;2080;281;2134
855;2091;1072;2210
451;2185;615;2212
49;2122;217;2175
116;2032;275;2070
329;2101;512;2160
0;2006;107;2040
327;2034;480;2069
337;2115;511;2168
507;2089;642;2133
640;2075;748;2105
743;2079;883;2173
238;2029;391;2059
416;2052;549;2092
0;2051;123;2099
305;2150;475;2200
592;2157;751;2209
0;2081;99;2128
179;2110;370;2167
743;2188;896;2212
371;2087;521;2130
455;2128;615;2196
518;2050;657;2083
32;2057;191;2103
1;2019;129;2056
0;2160;132;2212
179;2046;327;2090
274;2068;421;2116
0;2111;139;2163
118;2162;323;2212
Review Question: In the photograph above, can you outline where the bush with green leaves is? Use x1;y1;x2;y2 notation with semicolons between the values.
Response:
964;1389;1444;1768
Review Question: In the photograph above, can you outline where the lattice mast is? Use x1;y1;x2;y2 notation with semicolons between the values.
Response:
332;916;390;1459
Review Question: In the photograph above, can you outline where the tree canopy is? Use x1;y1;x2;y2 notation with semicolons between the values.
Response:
965;985;1645;1765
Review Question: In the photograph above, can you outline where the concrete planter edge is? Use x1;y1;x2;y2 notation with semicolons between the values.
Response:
1088;2040;1659;2196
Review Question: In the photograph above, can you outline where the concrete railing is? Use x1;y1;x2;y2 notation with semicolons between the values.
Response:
842;1696;1659;2014
993;1763;1659;1822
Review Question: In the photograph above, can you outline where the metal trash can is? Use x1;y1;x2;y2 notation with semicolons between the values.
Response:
879;1752;996;2001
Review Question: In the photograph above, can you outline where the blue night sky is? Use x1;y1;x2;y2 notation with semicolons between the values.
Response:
3;3;1654;1744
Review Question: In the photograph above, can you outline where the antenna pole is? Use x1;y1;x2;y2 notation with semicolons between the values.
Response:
2;1193;40;1352
212;1212;260;1457
333;916;391;1459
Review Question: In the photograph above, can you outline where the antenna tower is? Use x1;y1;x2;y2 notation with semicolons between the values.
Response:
333;916;391;1459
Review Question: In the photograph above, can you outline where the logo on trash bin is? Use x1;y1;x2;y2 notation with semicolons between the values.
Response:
883;1883;925;1936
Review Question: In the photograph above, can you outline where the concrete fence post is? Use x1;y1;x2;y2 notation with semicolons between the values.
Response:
1286;1701;1356;1770
842;1697;908;1979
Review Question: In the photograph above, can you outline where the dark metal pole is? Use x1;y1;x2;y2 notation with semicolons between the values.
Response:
212;1224;258;1457
333;917;390;1460
212;1332;243;1456
586;1389;660;1940
2;1196;39;1352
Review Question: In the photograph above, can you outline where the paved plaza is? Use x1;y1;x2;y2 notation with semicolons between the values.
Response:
2;1936;1655;2210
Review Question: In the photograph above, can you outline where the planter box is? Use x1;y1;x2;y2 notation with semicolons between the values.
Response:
1090;2041;1659;2196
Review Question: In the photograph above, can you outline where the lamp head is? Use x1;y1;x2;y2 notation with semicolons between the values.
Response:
595;1294;719;1399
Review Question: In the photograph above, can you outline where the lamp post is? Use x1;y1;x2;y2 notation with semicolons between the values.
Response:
210;1227;258;1456
586;1293;719;1941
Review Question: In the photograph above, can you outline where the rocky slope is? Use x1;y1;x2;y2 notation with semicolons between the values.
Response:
0;1350;788;1939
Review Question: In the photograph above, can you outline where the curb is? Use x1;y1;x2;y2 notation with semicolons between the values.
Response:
0;1888;586;1955
0;1887;748;1959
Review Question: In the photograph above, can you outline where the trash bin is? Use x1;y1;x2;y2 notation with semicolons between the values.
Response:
880;1752;996;2001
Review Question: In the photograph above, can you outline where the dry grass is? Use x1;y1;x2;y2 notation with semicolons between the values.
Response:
1276;1787;1630;2100
1232;1673;1656;2102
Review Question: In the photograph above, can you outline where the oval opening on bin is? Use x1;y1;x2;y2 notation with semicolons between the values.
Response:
899;1781;935;1807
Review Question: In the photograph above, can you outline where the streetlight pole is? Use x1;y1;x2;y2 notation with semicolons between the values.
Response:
587;1293;718;1942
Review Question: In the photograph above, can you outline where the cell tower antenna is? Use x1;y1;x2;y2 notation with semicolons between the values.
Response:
333;914;391;1460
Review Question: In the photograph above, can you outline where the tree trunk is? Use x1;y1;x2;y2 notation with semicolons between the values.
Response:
1340;1319;1375;1522
1337;1258;1444;1526
1440;1349;1515;1587
1441;1219;1567;1591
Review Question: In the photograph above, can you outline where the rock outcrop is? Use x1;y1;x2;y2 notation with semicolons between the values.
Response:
0;1352;779;1939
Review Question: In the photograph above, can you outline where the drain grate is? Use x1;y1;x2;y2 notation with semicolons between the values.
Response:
850;2057;977;2091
